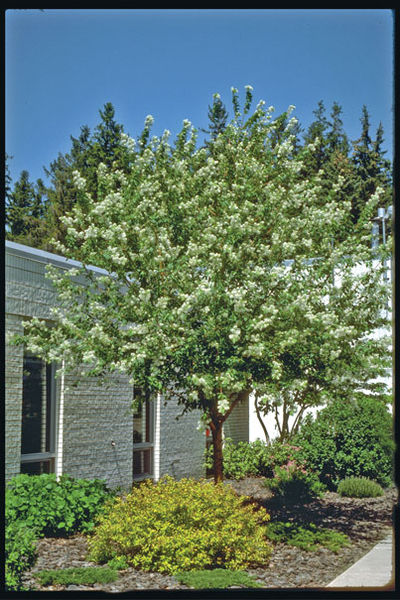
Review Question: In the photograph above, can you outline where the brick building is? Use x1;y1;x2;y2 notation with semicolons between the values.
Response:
5;241;248;488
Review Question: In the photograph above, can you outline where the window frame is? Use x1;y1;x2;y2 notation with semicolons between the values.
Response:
20;355;57;474
132;397;154;480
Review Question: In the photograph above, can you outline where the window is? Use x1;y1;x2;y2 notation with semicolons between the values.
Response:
133;393;154;479
20;353;56;475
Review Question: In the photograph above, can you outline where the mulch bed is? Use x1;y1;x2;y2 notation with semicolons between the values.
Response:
21;477;397;592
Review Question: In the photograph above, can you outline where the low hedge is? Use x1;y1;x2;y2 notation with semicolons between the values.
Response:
337;477;384;498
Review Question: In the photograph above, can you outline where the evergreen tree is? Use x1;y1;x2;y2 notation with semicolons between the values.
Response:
6;170;49;246
327;101;349;156
351;106;392;224
42;102;130;249
302;100;330;173
5;154;13;207
201;93;229;149
92;102;126;167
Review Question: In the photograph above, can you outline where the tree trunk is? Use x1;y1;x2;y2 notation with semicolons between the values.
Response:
210;419;224;484
254;393;270;444
209;389;251;484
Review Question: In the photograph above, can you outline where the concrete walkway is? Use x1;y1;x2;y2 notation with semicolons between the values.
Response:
326;532;395;589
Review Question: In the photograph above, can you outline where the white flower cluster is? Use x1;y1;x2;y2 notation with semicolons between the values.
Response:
120;132;136;152
228;325;241;343
217;398;230;415
72;170;86;190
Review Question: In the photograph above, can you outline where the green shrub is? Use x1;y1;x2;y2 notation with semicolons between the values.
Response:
264;463;326;504
107;555;130;570
266;521;351;553
5;521;38;591
294;396;394;490
34;566;118;586
175;569;262;589
88;476;272;574
205;438;304;480
205;438;272;479
6;473;113;537
337;477;384;498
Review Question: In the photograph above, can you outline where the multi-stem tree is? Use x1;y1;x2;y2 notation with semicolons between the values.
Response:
17;88;391;482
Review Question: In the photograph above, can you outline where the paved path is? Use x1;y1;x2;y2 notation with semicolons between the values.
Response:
326;533;394;589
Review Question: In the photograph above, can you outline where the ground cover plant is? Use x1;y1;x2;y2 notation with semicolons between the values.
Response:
5;521;38;591
5;473;114;591
175;569;262;589
6;473;113;537
34;566;118;587
266;521;351;553
88;476;272;574
337;477;384;498
294;395;394;490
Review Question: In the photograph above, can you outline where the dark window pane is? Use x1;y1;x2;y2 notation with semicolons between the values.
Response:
133;448;152;477
20;459;54;475
21;355;44;454
133;412;143;443
45;364;53;452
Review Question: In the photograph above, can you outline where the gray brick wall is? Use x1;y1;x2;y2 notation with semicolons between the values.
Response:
158;396;205;480
224;396;249;442
5;315;24;481
61;369;134;489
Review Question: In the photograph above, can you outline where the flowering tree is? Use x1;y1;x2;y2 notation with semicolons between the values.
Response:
18;87;391;482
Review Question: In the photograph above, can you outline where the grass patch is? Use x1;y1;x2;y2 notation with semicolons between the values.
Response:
34;566;118;587
175;569;262;589
267;521;351;553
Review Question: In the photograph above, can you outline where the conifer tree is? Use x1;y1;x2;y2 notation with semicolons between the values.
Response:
6;170;49;246
201;93;229;149
302;100;330;173
351;105;392;224
42;103;130;249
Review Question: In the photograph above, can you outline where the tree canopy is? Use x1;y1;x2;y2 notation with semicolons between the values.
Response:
16;88;391;482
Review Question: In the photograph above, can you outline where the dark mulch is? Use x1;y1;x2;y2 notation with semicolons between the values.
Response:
21;477;397;592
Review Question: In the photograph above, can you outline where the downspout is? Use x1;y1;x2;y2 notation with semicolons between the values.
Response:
55;362;65;480
153;392;161;481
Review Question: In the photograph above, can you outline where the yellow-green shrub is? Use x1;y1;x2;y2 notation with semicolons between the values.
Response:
88;476;272;574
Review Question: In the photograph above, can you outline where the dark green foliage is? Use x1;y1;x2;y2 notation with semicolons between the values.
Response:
205;438;309;480
5;153;13;204
107;555;130;570
5;521;38;591
34;566;118;586
266;521;350;553
205;438;273;479
14;102;130;250
205;438;310;480
6;473;113;537
264;464;326;504
294;396;394;490
6;170;49;247
337;477;384;498
175;569;262;589
351;106;392;224
201;93;229;148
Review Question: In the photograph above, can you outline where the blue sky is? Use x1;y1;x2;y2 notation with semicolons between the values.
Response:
6;8;394;186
